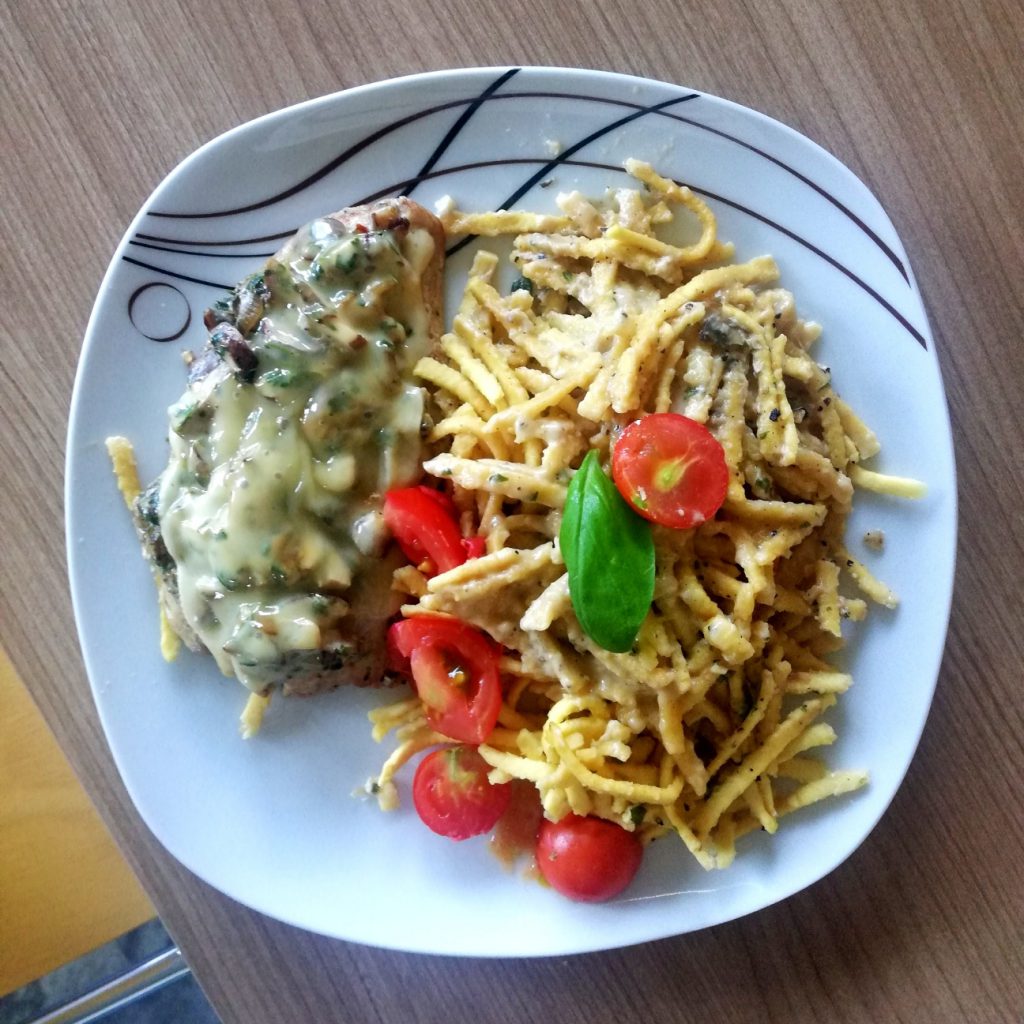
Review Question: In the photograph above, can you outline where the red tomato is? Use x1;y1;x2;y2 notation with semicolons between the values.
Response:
411;484;459;519
461;535;487;560
382;486;467;574
536;814;643;902
611;413;729;530
413;746;511;840
388;616;502;744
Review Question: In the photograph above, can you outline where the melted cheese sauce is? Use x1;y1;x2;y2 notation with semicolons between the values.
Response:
158;217;437;690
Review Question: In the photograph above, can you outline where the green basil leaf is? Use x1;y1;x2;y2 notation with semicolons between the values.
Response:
560;450;655;652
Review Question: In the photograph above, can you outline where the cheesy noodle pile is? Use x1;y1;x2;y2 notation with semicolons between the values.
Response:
369;161;922;867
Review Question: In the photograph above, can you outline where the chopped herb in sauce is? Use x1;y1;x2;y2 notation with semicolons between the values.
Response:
154;208;440;692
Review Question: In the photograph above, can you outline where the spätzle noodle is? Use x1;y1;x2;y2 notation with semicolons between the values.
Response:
106;436;181;663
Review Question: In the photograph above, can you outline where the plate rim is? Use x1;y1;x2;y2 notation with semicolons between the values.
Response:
65;64;958;956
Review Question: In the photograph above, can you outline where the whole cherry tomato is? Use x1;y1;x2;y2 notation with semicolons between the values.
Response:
536;814;643;902
413;746;511;840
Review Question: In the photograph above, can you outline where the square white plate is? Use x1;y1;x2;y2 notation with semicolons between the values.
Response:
66;66;956;956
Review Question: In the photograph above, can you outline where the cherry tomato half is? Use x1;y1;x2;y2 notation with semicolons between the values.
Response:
536;814;643;902
611;413;729;530
388;616;502;744
413;746;511;840
461;535;487;560
383;486;481;575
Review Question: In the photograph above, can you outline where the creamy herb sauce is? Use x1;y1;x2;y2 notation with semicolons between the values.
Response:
158;217;437;691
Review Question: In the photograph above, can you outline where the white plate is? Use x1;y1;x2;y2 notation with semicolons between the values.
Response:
66;67;956;956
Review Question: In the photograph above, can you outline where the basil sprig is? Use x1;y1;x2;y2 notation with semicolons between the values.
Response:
560;450;655;653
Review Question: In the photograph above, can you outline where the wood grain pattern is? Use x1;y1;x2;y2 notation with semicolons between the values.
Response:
1;0;1022;1021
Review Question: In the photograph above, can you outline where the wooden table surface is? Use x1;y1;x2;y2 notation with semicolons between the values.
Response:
0;648;154;994
3;1;1022;1021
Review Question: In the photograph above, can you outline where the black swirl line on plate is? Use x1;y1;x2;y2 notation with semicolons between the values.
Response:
490;91;909;283
134;90;695;254
129;88;696;252
443;93;700;259
460;157;928;349
130;239;277;259
436;158;925;348
675;115;908;282
127;281;193;342
123;255;232;291
135;68;521;254
696;185;925;348
395;155;925;349
134;229;296;247
125;156;925;348
149;69;523;221
395;68;519;198
137;87;904;284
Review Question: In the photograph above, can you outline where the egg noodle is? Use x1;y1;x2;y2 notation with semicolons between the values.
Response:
369;160;923;868
106;436;182;663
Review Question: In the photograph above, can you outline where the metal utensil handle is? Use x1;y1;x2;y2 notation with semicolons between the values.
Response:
28;946;191;1024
